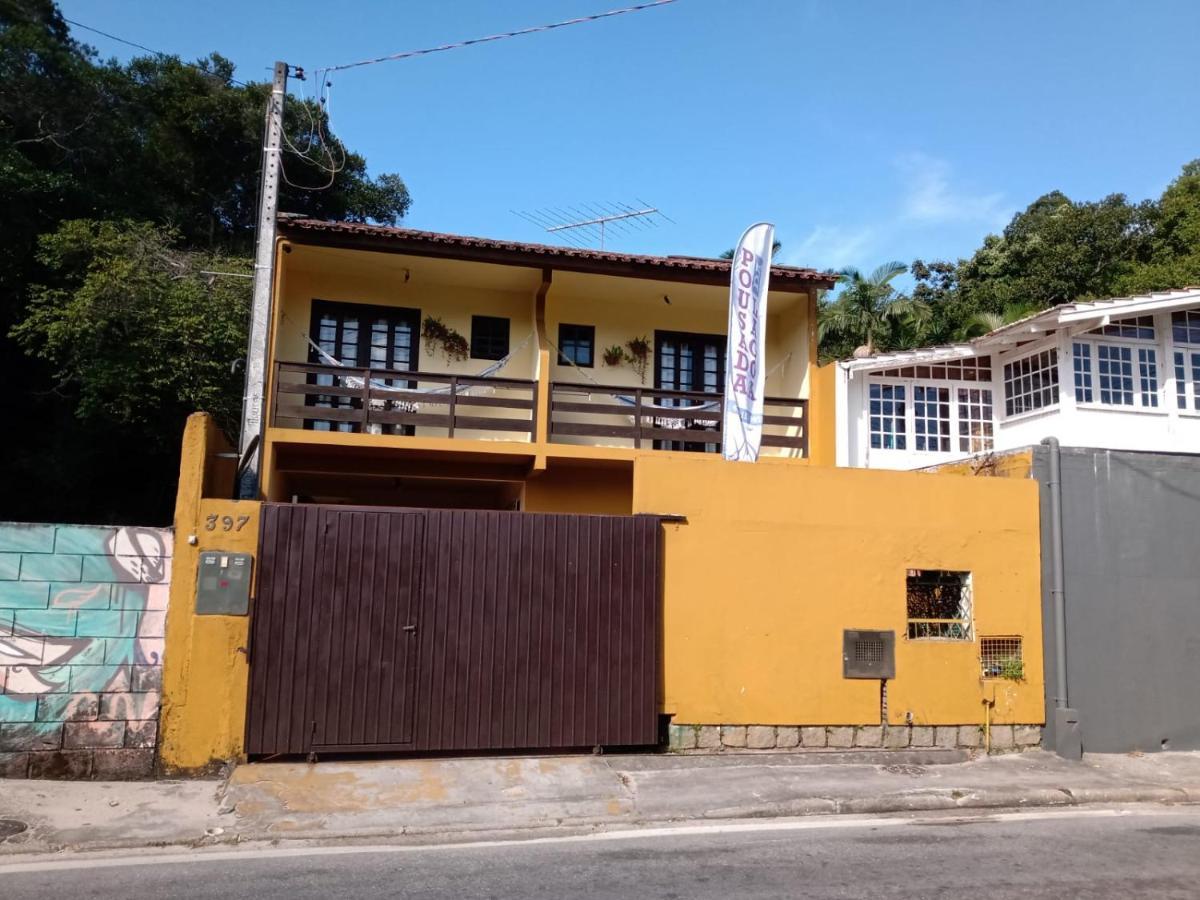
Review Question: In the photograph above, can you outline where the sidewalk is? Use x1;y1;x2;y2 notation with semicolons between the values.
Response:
3;749;1200;856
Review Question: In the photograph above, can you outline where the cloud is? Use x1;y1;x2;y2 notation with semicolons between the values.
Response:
897;152;1010;228
786;225;875;271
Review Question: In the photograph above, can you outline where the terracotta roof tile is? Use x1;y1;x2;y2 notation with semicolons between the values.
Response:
277;217;837;289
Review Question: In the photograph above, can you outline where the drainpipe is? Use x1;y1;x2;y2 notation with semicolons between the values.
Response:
1041;437;1082;759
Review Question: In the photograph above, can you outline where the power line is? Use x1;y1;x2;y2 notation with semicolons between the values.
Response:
322;0;678;74
63;17;250;87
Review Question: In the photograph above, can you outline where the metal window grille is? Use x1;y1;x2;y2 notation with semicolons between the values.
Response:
1003;349;1059;416
906;569;972;640
855;638;883;665
980;636;1023;679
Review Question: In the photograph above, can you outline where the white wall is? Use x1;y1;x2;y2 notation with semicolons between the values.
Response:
838;307;1200;469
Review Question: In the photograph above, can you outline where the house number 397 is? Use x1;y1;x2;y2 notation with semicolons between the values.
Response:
205;514;251;532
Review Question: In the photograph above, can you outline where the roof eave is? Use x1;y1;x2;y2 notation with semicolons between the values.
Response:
276;219;836;293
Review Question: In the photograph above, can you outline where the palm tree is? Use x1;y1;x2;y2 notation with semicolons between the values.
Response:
955;302;1041;340
818;261;926;356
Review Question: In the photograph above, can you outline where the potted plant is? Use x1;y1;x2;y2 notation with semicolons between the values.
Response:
602;345;626;367
422;316;469;362
624;335;651;383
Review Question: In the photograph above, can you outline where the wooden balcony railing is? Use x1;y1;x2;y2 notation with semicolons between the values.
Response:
549;381;808;456
272;361;537;439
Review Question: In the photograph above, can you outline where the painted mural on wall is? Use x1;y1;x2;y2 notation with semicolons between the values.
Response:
0;523;172;762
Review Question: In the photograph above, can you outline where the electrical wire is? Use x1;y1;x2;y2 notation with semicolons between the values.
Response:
321;0;678;73
63;17;250;87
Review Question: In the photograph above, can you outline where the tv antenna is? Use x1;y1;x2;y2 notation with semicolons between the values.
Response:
513;201;674;250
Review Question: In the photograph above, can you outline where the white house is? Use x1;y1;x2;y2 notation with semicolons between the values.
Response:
835;288;1200;469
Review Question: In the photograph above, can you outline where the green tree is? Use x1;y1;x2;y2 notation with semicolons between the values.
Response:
0;0;413;523
818;261;927;359
13;220;250;433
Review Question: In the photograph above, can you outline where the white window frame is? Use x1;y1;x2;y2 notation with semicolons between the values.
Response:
1071;323;1163;412
1000;347;1060;420
1171;310;1200;416
866;376;996;459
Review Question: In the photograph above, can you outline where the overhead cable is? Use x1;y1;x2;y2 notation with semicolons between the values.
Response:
63;17;250;87
321;0;678;73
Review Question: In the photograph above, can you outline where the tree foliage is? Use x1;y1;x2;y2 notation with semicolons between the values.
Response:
1;0;411;523
818;262;928;359
821;160;1200;359
13;220;250;434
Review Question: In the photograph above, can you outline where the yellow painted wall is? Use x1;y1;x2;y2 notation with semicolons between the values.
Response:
524;463;634;514
807;363;837;466
160;414;259;772
929;448;1035;480
632;455;1044;726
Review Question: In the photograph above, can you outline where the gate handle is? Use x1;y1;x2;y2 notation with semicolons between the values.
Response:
402;624;417;633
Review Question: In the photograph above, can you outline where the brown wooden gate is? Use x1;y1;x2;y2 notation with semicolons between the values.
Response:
245;504;662;756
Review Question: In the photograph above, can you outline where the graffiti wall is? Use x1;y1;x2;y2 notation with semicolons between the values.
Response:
0;522;172;779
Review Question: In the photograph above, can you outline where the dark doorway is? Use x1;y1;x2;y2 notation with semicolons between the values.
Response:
654;330;725;452
306;299;421;434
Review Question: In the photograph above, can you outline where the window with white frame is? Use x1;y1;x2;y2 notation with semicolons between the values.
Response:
867;376;994;456
956;388;994;453
913;385;951;452
1003;349;1059;416
868;382;907;450
1173;310;1200;414
1071;315;1159;409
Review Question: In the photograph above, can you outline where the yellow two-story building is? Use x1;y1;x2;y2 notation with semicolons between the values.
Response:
160;219;1046;770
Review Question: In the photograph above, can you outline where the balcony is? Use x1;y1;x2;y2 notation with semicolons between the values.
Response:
271;361;808;457
272;362;539;439
549;382;807;455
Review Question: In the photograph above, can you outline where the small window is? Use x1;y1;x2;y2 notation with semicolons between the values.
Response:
557;323;595;367
1090;314;1155;341
1002;349;1059;416
1172;310;1200;346
981;636;1024;680
906;569;972;640
470;315;510;360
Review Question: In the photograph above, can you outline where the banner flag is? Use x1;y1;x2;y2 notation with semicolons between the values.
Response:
722;222;775;461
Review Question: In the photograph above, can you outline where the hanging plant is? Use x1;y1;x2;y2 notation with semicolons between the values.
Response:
421;316;469;362
602;345;626;367
625;335;651;383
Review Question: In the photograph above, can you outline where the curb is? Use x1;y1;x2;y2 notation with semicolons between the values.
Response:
6;785;1196;858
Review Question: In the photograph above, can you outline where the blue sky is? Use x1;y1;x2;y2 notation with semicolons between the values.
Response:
60;0;1200;275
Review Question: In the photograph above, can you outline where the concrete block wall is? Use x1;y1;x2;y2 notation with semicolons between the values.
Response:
0;523;172;779
668;724;1044;754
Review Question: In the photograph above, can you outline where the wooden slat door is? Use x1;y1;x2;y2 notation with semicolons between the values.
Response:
245;504;661;757
245;505;424;755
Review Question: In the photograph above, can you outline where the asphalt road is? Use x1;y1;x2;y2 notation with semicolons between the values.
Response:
4;807;1200;899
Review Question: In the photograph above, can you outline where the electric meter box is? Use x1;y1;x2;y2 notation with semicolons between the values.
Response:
195;551;253;615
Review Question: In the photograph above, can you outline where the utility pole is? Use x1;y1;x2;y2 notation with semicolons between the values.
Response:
237;61;288;499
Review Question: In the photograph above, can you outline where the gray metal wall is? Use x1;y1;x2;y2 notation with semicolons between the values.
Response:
1035;446;1200;753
